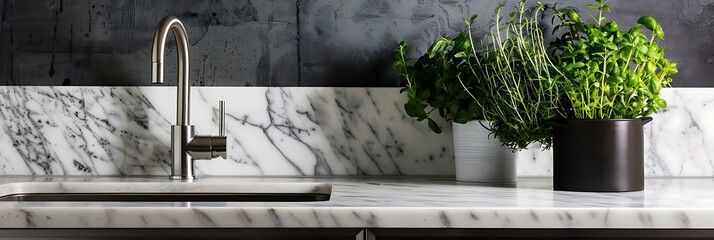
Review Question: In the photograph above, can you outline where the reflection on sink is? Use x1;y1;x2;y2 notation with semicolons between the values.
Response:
0;182;332;202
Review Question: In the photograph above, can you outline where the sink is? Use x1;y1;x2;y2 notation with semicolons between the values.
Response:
0;182;332;202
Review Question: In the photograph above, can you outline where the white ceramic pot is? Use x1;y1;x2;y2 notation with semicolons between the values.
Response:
453;120;516;182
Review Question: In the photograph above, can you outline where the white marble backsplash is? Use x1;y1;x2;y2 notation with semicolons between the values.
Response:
0;87;454;176
0;87;709;177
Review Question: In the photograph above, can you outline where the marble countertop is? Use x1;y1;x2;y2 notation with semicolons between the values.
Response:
0;176;712;228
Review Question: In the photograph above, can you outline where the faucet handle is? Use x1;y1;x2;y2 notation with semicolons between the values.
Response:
218;100;225;137
185;100;227;161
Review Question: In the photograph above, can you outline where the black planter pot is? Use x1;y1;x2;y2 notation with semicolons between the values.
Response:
550;117;652;192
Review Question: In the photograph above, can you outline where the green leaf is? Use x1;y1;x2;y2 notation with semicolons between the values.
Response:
619;48;630;59
648;78;662;93
427;118;442;134
629;24;642;35
404;103;416;117
607;76;624;84
454;35;472;52
645;61;657;73
665;62;679;75
638;45;648;54
637;16;659;32
603;21;619;33
391;61;402;70
412;101;428;119
566;9;580;22
469;14;478;24
429;38;448;59
450;103;460;116
654;26;664;40
626;75;638;87
652;98;667;109
569;62;586;69
603;42;618;50
453;111;472;124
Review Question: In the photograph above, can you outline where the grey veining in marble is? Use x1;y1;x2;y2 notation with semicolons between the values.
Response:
0;86;453;176
0;177;713;228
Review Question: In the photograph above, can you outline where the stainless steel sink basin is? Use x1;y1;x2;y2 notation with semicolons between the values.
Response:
0;182;332;202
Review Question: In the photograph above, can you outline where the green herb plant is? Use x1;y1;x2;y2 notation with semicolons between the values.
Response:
393;31;481;134
550;0;678;119
461;1;563;149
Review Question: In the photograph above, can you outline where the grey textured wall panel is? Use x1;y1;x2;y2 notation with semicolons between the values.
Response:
299;0;714;87
298;0;503;87
0;0;298;86
0;0;712;86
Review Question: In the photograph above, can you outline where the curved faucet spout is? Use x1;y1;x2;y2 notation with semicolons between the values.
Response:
151;15;191;126
151;16;227;180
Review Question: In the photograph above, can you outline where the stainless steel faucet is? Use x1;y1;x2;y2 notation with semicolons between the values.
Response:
151;16;227;180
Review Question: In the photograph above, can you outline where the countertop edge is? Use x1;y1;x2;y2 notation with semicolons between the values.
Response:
0;207;708;229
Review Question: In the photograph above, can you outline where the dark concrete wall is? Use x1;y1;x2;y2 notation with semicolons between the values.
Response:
0;0;712;86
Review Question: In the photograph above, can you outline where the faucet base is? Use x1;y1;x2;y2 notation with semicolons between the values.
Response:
170;125;195;180
169;175;195;181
